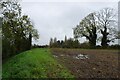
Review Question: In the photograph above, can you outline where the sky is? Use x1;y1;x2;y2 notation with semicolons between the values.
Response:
21;0;119;45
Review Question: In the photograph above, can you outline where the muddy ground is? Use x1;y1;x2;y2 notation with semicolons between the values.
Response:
51;48;119;78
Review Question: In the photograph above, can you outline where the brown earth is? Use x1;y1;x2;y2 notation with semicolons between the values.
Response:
50;48;119;78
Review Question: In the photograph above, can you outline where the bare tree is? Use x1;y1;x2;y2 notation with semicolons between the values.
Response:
96;8;117;47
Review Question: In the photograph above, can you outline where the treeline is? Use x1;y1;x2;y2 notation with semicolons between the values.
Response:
1;0;39;59
49;36;79;48
49;36;120;49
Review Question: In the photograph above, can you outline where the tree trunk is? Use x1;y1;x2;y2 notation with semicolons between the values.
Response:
28;33;32;50
101;26;109;47
85;27;97;48
91;27;97;47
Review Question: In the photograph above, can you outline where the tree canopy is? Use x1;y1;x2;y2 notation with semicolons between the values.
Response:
96;8;117;47
1;0;39;59
73;13;97;47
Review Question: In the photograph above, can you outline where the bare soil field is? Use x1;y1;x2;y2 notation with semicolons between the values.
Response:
51;48;119;78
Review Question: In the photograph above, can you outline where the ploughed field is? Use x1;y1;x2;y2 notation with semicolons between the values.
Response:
51;48;119;78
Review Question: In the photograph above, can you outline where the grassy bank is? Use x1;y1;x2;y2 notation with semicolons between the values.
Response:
2;48;74;78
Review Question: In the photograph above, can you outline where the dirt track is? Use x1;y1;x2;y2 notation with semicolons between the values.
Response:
51;48;119;78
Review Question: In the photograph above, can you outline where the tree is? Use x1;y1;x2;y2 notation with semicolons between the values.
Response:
53;37;57;47
60;40;64;48
73;13;97;47
116;31;120;39
1;0;22;57
73;39;79;48
1;0;39;59
49;38;53;48
56;40;61;47
65;35;67;42
54;37;57;43
96;8;117;47
19;15;39;50
63;35;67;48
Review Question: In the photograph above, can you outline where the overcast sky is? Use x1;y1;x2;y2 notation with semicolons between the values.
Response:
21;0;118;45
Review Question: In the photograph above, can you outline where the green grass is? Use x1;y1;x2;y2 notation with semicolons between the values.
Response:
2;48;74;78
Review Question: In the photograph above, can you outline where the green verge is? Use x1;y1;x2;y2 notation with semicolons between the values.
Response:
2;48;74;78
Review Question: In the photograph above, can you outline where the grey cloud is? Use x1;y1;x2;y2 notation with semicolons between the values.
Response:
21;2;117;45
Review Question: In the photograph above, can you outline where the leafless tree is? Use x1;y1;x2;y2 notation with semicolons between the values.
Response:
96;8;117;47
